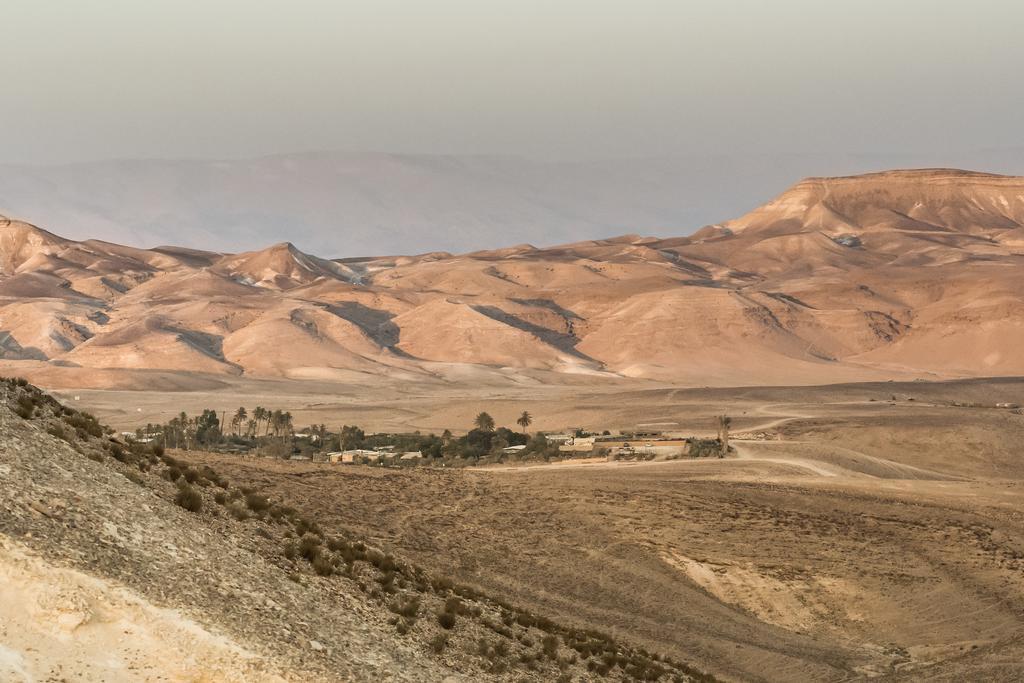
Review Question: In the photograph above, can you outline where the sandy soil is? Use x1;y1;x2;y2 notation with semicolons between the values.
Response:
0;538;284;683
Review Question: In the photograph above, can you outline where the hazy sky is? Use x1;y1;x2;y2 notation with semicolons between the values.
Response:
2;0;1022;164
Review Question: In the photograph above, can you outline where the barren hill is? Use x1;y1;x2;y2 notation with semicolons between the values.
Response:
2;169;1023;389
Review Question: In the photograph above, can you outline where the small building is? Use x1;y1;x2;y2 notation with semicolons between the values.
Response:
340;449;378;464
399;451;423;461
559;436;596;453
502;444;527;454
544;433;574;444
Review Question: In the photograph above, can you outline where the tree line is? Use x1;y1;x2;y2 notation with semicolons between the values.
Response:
139;407;557;463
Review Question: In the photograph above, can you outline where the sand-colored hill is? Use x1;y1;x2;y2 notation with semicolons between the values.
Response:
1;168;1023;388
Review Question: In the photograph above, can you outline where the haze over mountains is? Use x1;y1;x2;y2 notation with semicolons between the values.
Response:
3;150;1024;255
1;168;1023;389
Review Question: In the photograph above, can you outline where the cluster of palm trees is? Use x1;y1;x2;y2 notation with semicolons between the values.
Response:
229;406;295;438
165;412;195;450
473;410;533;433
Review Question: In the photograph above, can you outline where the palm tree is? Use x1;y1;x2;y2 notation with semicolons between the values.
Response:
252;407;266;437
232;407;247;436
516;411;533;433
474;412;495;432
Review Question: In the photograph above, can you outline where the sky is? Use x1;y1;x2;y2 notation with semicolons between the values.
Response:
2;0;1023;165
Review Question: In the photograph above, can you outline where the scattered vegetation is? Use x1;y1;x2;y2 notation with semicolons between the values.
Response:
1;376;716;682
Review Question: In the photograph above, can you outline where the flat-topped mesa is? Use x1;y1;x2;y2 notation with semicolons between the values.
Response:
724;168;1024;239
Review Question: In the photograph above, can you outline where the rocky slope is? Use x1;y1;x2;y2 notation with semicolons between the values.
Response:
0;377;709;682
1;169;1023;388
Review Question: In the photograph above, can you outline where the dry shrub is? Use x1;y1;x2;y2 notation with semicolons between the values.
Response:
174;485;202;513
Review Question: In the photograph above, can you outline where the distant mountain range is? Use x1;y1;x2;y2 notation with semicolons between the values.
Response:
2;150;1024;256
2;168;1023;389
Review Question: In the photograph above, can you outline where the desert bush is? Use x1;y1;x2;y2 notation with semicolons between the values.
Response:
14;394;35;419
437;610;457;630
429;633;449;653
174;484;203;512
298;533;322;561
283;540;298;560
47;424;74;443
182;467;201;484
484;618;513;639
63;411;103;438
326;536;349;552
213;491;228;505
542;634;560;659
312;553;335;576
165;466;182;482
389;595;421;619
199;465;228;488
292;516;323;538
245;492;271;513
376;570;397;593
444;596;471;616
431;576;454;592
227;503;250;521
151;443;165;458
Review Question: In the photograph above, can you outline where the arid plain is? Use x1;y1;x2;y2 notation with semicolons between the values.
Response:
3;169;1024;681
179;377;1024;682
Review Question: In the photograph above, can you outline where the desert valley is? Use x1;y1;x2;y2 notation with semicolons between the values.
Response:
3;169;1024;682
